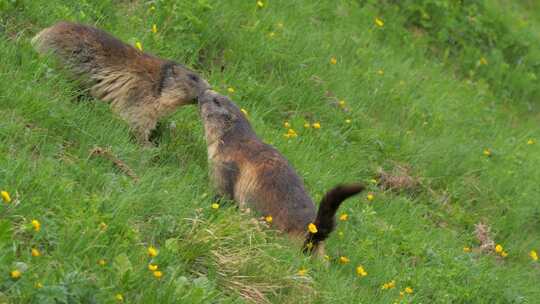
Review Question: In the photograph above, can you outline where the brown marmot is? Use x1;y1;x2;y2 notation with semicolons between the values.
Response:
32;21;210;145
198;89;364;254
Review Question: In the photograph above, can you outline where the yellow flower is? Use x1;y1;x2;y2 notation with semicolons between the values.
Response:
99;222;108;231
381;280;396;290
339;256;350;264
345;119;352;124
324;255;331;261
483;148;492;157
284;121;290;128
10;270;21;279
479;57;488;65
495;244;503;253
151;24;157;34
339;213;348;221
148;263;158;271
152;270;163;279
375;17;384;27
305;242;313;250
115;293;124;302
135;42;143;51
149;5;156;11
463;246;471;253
227;87;235;94
256;1;264;8
148;246;158;257
265;215;273;223
529;250;538;261
31;248;41;257
284;128;298;138
1;190;11;203
31;219;41;232
377;69;384;75
276;22;284;29
98;259;106;266
35;282;43;289
356;266;368;277
405;287;413;294
308;223;318;234
367;193;374;201
297;268;307;276
369;179;378;184
241;108;248;116
330;57;337;65
268;31;275;38
312;122;321;129
501;251;508;258
303;122;311;128
211;203;220;209
527;139;535;145
338;100;346;108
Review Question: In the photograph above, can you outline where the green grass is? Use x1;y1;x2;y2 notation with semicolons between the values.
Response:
1;0;540;303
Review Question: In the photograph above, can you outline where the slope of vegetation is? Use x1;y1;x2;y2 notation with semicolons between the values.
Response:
1;1;539;303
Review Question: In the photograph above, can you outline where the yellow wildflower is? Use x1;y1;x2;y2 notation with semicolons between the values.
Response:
10;270;21;279
148;263;158;271
367;193;374;201
483;148;492;157
339;256;350;264
312;122;321;129
479;57;488;65
495;244;503;253
377;69;384;75
277;22;284;29
99;222;108;231
35;282;43;289
148;246;158;257
529;250;538;261
31;219;41;232
369;179;378;184
240;108;248;116
501;251;508;258
356;265;368;277
305;242;313;250
324;255;331;261
1;190;11;203
527;139;535;145
153;270;163;279
303;122;311;128
135;42;143;51
338;100;346;108
463;246;471;253
257;1;264;8
265;215;273;223
284;128;298;138
31;248;41;257
381;280;396;290
98;259;106;266
268;31;275;38
308;223;318;234
405;287;413;294
345;119;352;124
149;5;156;11
330;57;337;65
211;203;220;209
227;87;235;94
297;268;307;276
115;293;124;302
284;121;290;128
151;24;157;34
339;213;348;221
375;17;384;27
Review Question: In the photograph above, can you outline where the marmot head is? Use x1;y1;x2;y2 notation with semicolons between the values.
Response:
158;62;210;110
198;89;248;144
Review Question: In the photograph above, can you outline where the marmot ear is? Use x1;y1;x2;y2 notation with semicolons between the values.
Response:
156;62;177;94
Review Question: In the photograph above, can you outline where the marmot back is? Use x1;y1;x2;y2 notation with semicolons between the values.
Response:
32;21;210;145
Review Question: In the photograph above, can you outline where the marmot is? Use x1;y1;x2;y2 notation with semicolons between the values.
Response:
32;21;210;145
198;89;364;254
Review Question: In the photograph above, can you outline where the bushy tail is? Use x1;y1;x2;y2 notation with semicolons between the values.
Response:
303;183;365;254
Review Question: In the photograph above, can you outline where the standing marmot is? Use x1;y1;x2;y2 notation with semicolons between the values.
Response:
198;89;364;254
32;21;210;145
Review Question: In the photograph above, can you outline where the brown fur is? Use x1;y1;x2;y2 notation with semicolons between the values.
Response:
32;21;210;145
198;90;364;254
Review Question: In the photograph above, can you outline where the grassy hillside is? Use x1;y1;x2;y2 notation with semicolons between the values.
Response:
1;0;540;303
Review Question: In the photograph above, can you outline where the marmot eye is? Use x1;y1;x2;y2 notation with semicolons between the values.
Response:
188;74;199;82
